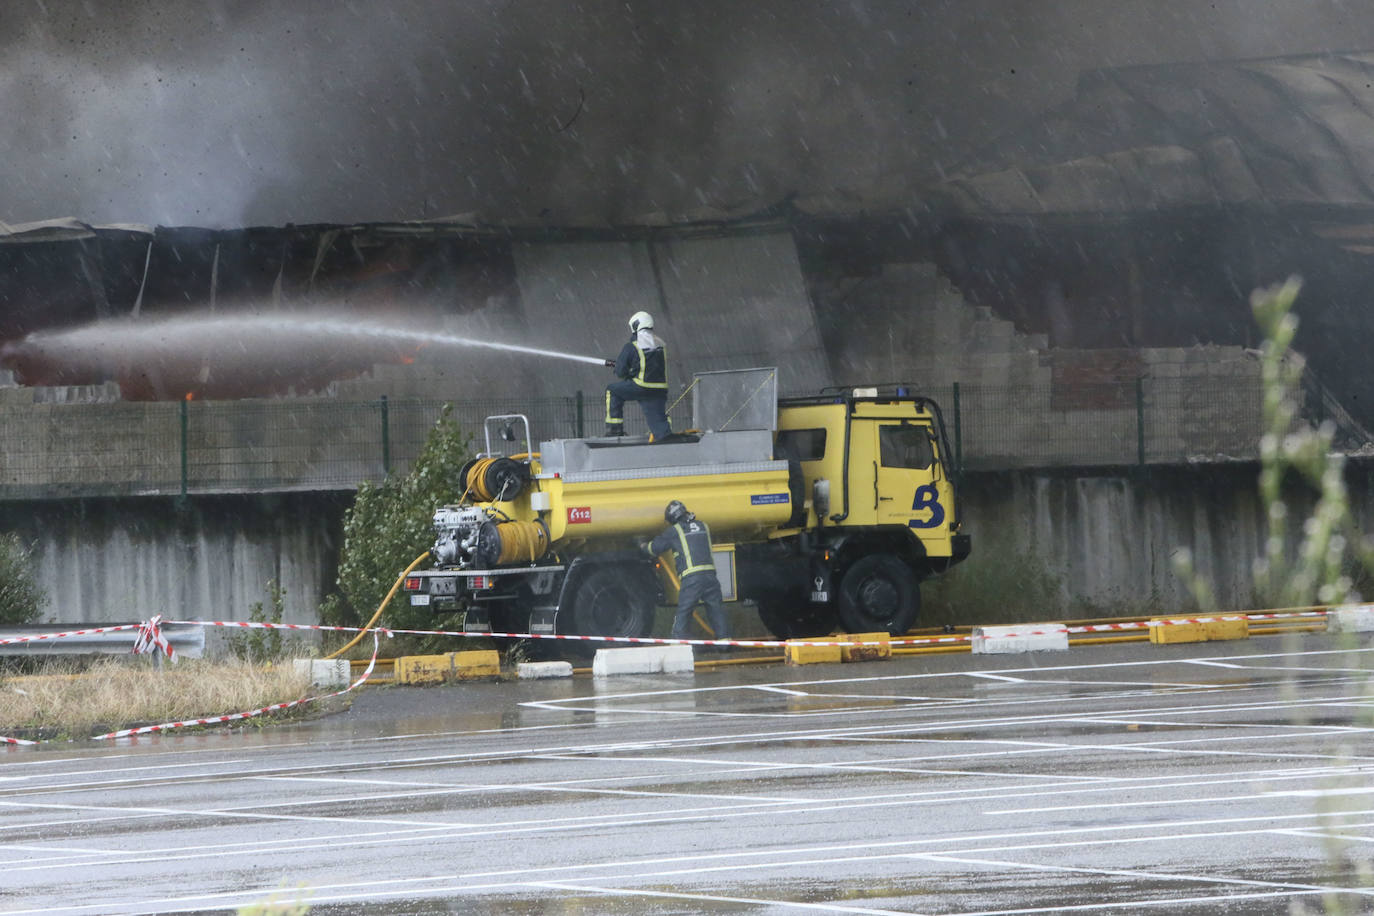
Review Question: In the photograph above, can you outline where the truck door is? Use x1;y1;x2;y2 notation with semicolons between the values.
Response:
871;421;947;530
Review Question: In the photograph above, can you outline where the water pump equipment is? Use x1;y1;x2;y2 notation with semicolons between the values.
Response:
432;414;550;568
431;506;550;568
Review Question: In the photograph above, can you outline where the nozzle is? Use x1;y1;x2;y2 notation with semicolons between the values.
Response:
604;358;615;367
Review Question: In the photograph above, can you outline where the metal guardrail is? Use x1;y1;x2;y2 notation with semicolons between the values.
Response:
0;623;206;657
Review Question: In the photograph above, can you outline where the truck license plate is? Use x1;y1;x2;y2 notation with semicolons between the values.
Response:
410;594;431;606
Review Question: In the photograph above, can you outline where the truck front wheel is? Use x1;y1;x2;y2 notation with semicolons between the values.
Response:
755;592;838;639
568;565;655;639
837;554;919;635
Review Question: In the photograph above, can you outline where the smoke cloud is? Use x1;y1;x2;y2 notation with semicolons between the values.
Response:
3;0;1373;228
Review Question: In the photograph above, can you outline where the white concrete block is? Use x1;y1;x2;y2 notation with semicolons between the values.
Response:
517;660;574;679
971;623;1069;654
293;658;351;688
661;645;696;673
1327;604;1374;634
592;645;696;676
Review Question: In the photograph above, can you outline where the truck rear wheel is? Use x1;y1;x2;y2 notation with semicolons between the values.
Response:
568;565;655;639
837;554;919;635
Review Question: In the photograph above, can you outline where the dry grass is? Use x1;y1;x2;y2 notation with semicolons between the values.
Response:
0;658;315;738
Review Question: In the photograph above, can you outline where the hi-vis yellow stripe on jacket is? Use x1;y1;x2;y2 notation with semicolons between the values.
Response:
631;342;667;389
649;518;715;578
614;337;668;390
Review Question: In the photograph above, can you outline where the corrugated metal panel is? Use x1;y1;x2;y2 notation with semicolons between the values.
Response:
512;232;831;430
507;240;654;423
655;233;831;396
941;51;1374;216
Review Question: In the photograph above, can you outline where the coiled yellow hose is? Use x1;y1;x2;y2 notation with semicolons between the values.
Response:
493;520;549;564
463;457;498;501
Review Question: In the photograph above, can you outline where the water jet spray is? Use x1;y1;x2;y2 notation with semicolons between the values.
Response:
0;313;615;399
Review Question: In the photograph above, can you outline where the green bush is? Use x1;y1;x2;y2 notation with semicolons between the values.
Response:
319;407;472;651
228;579;300;663
0;532;45;625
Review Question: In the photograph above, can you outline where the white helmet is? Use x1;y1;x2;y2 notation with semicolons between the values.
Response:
628;310;654;333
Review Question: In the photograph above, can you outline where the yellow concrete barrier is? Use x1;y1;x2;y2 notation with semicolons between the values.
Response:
395;650;502;684
1149;617;1250;645
395;654;455;684
841;632;891;663
786;640;842;665
1204;617;1250;641
452;649;501;679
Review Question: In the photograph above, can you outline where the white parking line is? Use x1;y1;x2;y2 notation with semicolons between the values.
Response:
908;853;1351;914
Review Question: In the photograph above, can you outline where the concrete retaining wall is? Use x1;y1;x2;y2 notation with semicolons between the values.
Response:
0;493;347;652
5;460;1371;643
951;461;1374;613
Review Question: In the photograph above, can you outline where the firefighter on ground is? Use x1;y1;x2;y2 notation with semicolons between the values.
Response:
647;499;729;641
605;310;671;440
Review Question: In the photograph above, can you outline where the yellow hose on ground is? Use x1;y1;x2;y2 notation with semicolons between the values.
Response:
326;551;431;659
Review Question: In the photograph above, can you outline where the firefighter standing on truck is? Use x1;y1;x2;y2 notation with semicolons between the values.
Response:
605;310;671;440
647;500;729;641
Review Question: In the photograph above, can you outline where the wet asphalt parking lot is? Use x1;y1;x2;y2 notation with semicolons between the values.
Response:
4;632;1374;915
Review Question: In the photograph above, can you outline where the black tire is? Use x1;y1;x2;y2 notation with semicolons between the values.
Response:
755;591;839;639
567;564;656;639
837;554;920;635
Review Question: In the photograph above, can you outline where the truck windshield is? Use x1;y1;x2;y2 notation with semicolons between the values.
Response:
879;424;934;469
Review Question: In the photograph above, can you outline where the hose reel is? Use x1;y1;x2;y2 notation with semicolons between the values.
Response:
472;519;550;567
460;456;527;502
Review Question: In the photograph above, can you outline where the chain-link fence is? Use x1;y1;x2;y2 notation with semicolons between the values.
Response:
924;376;1272;471
0;391;695;498
0;374;1355;499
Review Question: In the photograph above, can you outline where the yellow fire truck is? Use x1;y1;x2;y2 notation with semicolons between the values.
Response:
403;369;969;639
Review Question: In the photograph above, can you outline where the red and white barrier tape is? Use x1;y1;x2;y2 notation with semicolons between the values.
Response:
0;622;142;646
170;619;958;649
999;612;1329;640
167;611;1329;649
131;614;176;661
1;607;1336;747
1064;621;1150;633
971;627;1066;640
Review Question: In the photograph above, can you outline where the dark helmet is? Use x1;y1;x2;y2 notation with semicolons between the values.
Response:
664;499;690;525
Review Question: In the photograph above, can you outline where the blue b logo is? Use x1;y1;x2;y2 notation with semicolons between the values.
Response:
908;484;945;529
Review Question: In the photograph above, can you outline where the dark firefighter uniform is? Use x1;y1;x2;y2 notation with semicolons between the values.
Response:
648;514;729;640
605;334;671;440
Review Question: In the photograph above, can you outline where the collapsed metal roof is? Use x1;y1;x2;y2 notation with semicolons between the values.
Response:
934;51;1374;221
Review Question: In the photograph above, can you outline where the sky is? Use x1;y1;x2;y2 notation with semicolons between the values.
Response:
3;0;1374;229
